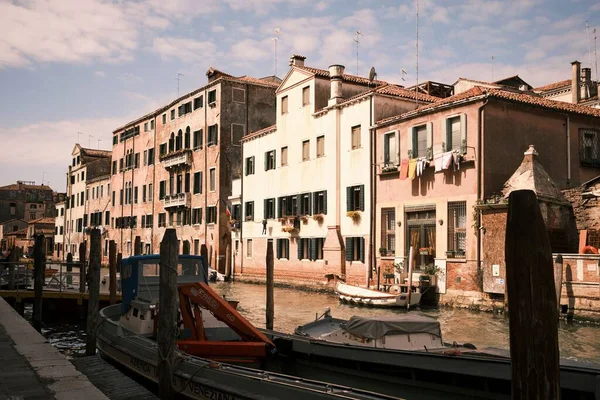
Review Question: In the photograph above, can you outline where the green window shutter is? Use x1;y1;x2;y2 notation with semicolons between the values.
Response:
277;197;282;218
346;186;353;211
345;237;353;261
298;239;303;260
323;191;327;214
276;240;282;259
245;158;248;176
312;192;317;213
310;238;317;261
264;199;268;219
273;151;276;168
264;152;268;171
286;240;290;259
286;195;292;216
307;193;312;215
359;237;365;263
359;184;365;211
460;113;467;154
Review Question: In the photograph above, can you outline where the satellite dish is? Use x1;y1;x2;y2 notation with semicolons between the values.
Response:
369;67;376;82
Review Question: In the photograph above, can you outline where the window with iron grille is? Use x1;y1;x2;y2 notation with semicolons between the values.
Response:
580;128;600;166
447;202;467;258
381;208;396;255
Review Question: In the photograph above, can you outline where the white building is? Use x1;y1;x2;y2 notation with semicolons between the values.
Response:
53;202;65;260
239;55;439;285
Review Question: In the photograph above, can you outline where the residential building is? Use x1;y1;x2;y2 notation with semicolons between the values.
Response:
239;55;440;286
0;181;54;223
53;202;65;260
109;68;278;272
374;83;600;302
0;218;28;250
26;217;55;256
534;61;599;108
64;145;112;260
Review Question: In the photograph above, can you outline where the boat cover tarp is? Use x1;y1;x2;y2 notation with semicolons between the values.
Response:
344;315;441;339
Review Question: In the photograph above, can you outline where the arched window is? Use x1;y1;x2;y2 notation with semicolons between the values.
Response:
184;127;191;149
176;130;183;151
169;133;175;152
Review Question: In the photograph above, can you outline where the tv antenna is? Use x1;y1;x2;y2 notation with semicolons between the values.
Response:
354;31;363;75
97;138;102;149
587;22;593;69
272;28;281;76
175;73;184;97
595;28;599;83
77;131;82;144
401;69;407;81
368;67;377;86
88;133;94;148
415;0;420;108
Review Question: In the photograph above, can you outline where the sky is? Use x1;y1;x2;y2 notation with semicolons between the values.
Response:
0;0;599;192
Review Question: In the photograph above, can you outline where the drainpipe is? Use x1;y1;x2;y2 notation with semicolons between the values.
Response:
369;94;375;286
130;134;135;255
476;98;489;290
238;83;250;278
566;115;571;186
203;88;208;248
120;138;126;254
151;114;157;254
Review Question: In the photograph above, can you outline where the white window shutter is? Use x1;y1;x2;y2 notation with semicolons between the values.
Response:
395;131;400;164
460;113;467;154
407;128;413;158
426;122;433;160
441;119;447;152
380;135;386;165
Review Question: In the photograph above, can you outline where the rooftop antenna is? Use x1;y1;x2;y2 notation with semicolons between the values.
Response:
354;31;363;76
88;133;94;148
272;28;281;77
42;172;46;186
491;55;495;81
97;138;102;150
587;22;593;69
401;69;407;81
175;73;184;97
595;28;599;83
415;0;419;108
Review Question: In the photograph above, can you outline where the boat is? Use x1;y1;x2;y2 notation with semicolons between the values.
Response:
97;254;402;400
263;310;600;399
335;281;422;308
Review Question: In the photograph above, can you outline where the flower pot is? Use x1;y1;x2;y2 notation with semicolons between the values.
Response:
445;251;455;258
419;250;430;255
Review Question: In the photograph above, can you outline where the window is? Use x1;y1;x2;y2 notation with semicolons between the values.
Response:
383;131;398;165
150;120;154;130
30;213;36;219
158;213;166;227
192;208;202;224
411;123;432;159
194;240;200;255
302;86;310;106
281;96;288;114
446;116;461;152
193;172;202;194
185;172;190;192
208;90;217;104
241;156;254;176
178;102;192;116
162;114;166;124
232;87;245;103
448;202;466;258
264;198;275;219
276;239;289;259
265;150;276;170
208;124;218;146
193;130;203;150
300;193;311;215
209;168;216;192
207;206;217;224
302;140;310;161
144;122;148;132
381;208;396;256
313;191;327;214
232;124;244;145
313;238;324;260
170;109;175;120
346;185;364;211
246;239;253;257
406;208;436;270
298;238;310;260
159;180;166;200
134;153;140;168
581;128;600;166
345;237;365;262
159;143;167;157
185;128;191;149
194;95;203;110
245;201;254;220
316;136;325;158
112;161;117;175
351;125;361;149
113;135;118;145
279;147;288;166
134;187;138;204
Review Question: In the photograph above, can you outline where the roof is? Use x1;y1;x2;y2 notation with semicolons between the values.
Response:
377;86;600;126
344;315;441;340
534;79;571;92
2;218;27;226
0;183;52;191
295;65;387;87
81;147;112;158
374;84;440;103
502;145;570;205
5;228;27;236
453;77;500;87
28;217;55;225
241;125;277;143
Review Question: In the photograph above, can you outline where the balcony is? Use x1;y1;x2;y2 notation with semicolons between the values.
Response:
160;149;192;169
163;192;191;208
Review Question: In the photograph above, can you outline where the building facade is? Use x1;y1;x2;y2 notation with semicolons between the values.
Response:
108;68;278;273
239;55;439;286
0;181;54;224
534;61;599;108
374;84;600;301
53;202;65;259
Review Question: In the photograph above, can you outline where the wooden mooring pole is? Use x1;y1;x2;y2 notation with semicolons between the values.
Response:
225;243;231;281
505;190;560;399
86;229;101;356
266;240;274;330
182;240;190;255
158;229;178;399
109;240;117;305
32;235;45;331
78;242;86;290
134;236;142;256
554;254;564;313
7;245;17;290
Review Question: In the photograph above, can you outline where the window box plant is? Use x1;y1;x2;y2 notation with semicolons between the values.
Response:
346;210;361;222
300;215;309;223
379;247;387;256
381;165;399;174
445;250;455;258
419;247;432;255
245;216;253;222
282;226;298;234
455;250;465;258
312;214;324;223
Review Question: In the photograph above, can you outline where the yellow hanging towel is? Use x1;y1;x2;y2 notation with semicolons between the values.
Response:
408;159;417;180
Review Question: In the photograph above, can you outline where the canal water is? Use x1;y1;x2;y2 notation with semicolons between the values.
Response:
33;281;600;365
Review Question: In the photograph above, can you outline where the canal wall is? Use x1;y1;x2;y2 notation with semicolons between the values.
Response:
0;297;108;399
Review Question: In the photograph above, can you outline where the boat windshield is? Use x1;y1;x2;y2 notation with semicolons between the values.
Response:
138;258;203;277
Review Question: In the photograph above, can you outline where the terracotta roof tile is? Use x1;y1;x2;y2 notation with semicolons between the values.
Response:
0;183;52;191
374;84;440;103
6;227;27;236
534;79;571;92
29;217;55;225
81;148;112;158
295;65;387;87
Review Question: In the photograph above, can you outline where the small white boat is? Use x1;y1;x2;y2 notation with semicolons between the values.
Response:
336;282;422;308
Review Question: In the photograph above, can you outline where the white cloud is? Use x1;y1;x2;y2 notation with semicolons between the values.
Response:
212;25;226;33
230;39;271;62
118;72;143;83
316;1;328;11
223;0;309;15
94;70;106;78
151;37;218;63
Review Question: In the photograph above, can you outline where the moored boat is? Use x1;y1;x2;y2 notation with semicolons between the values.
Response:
335;282;422;308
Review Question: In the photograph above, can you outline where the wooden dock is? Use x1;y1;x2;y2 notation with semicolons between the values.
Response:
0;288;120;303
72;355;158;400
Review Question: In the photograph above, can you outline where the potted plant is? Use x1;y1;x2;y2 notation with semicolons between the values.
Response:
381;164;398;173
312;214;324;223
282;226;298;234
346;210;361;222
419;247;431;256
244;216;253;222
379;247;387;256
455;249;465;258
300;215;309;223
421;263;442;286
445;250;455;258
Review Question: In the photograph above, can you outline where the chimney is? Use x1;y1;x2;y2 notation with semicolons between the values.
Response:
328;64;345;106
523;144;538;163
582;67;592;99
289;54;306;67
571;61;581;104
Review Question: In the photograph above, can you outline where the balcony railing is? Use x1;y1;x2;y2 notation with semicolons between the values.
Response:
163;192;191;208
160;149;192;169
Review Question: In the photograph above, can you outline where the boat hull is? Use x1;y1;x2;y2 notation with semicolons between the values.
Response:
336;282;421;308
